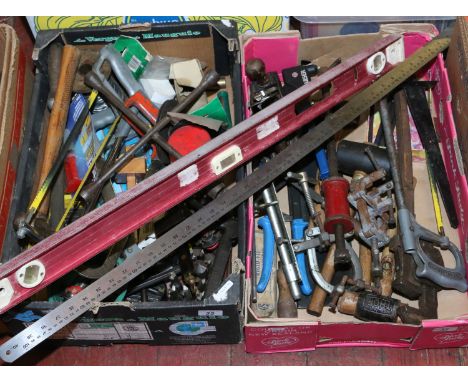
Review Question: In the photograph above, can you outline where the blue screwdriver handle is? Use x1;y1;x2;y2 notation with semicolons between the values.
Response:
315;148;330;180
292;218;314;295
257;216;275;293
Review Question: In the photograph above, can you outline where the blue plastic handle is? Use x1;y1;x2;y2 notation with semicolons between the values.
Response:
292;218;314;295
257;216;275;293
315;148;330;180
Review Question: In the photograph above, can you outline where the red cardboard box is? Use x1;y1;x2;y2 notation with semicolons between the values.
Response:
241;26;468;352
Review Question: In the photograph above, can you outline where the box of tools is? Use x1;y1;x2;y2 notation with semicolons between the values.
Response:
0;21;245;346
0;23;33;257
241;26;468;352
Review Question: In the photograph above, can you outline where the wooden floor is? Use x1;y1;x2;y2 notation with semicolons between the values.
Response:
0;339;467;365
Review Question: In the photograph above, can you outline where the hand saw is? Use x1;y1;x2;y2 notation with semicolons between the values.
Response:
0;35;403;316
0;37;453;363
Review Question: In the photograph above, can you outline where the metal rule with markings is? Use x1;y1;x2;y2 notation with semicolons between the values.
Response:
0;37;450;363
0;35;401;315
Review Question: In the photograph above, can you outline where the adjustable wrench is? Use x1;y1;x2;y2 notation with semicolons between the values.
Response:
380;98;467;292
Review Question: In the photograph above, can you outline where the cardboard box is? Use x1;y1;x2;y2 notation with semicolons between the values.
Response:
446;17;468;184
26;16;290;37
0;24;32;257
241;28;468;352
1;21;245;346
290;16;455;39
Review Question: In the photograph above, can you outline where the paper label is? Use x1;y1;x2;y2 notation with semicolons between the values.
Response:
198;310;223;317
256;116;280;140
25;322;153;341
178;164;199;187
385;38;405;65
213;280;233;302
114;322;153;340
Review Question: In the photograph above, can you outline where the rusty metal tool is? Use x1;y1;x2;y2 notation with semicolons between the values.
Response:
1;36;449;362
380;97;466;292
204;219;238;296
390;93;443;318
78;69;219;203
348;167;394;279
391;90;421;299
0;35;411;318
404;81;458;228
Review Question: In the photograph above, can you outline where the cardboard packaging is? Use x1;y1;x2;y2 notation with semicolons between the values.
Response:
26;16;290;37
0;24;32;257
241;27;468;352
446;17;468;183
1;21;244;346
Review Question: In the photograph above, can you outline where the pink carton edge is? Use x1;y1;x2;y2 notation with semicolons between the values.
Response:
242;31;468;353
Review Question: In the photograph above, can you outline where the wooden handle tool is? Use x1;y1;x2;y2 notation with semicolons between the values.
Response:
307;244;335;316
277;263;298;318
37;45;81;217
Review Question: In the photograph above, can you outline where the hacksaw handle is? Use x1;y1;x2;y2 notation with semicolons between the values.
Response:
38;45;81;216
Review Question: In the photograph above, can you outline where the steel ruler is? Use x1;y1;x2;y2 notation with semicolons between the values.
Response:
0;35;401;315
0;37;450;363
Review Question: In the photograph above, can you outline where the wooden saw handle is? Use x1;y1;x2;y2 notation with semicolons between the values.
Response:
38;45;81;216
307;244;335;316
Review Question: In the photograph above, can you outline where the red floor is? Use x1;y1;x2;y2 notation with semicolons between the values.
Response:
0;339;466;365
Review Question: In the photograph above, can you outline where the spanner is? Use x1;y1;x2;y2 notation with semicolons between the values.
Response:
380;98;467;292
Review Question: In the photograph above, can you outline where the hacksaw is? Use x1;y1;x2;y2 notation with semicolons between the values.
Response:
0;34;402;316
0;37;452;363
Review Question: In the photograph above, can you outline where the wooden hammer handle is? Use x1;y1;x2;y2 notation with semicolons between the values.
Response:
307;244;335;316
359;244;372;284
38;45;81;216
277;263;298;318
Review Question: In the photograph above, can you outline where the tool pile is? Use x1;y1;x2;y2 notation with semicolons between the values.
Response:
4;36;238;308
0;26;466;362
245;37;467;325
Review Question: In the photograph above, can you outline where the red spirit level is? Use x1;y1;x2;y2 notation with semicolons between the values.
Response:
0;35;402;315
0;36;453;363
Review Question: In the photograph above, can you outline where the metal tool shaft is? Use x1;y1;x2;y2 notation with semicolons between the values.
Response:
380;99;406;210
262;185;302;300
80;70;220;202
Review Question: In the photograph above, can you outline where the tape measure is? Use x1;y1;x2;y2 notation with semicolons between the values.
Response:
0;37;450;363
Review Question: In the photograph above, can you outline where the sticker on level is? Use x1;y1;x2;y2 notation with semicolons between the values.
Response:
256;116;280;140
